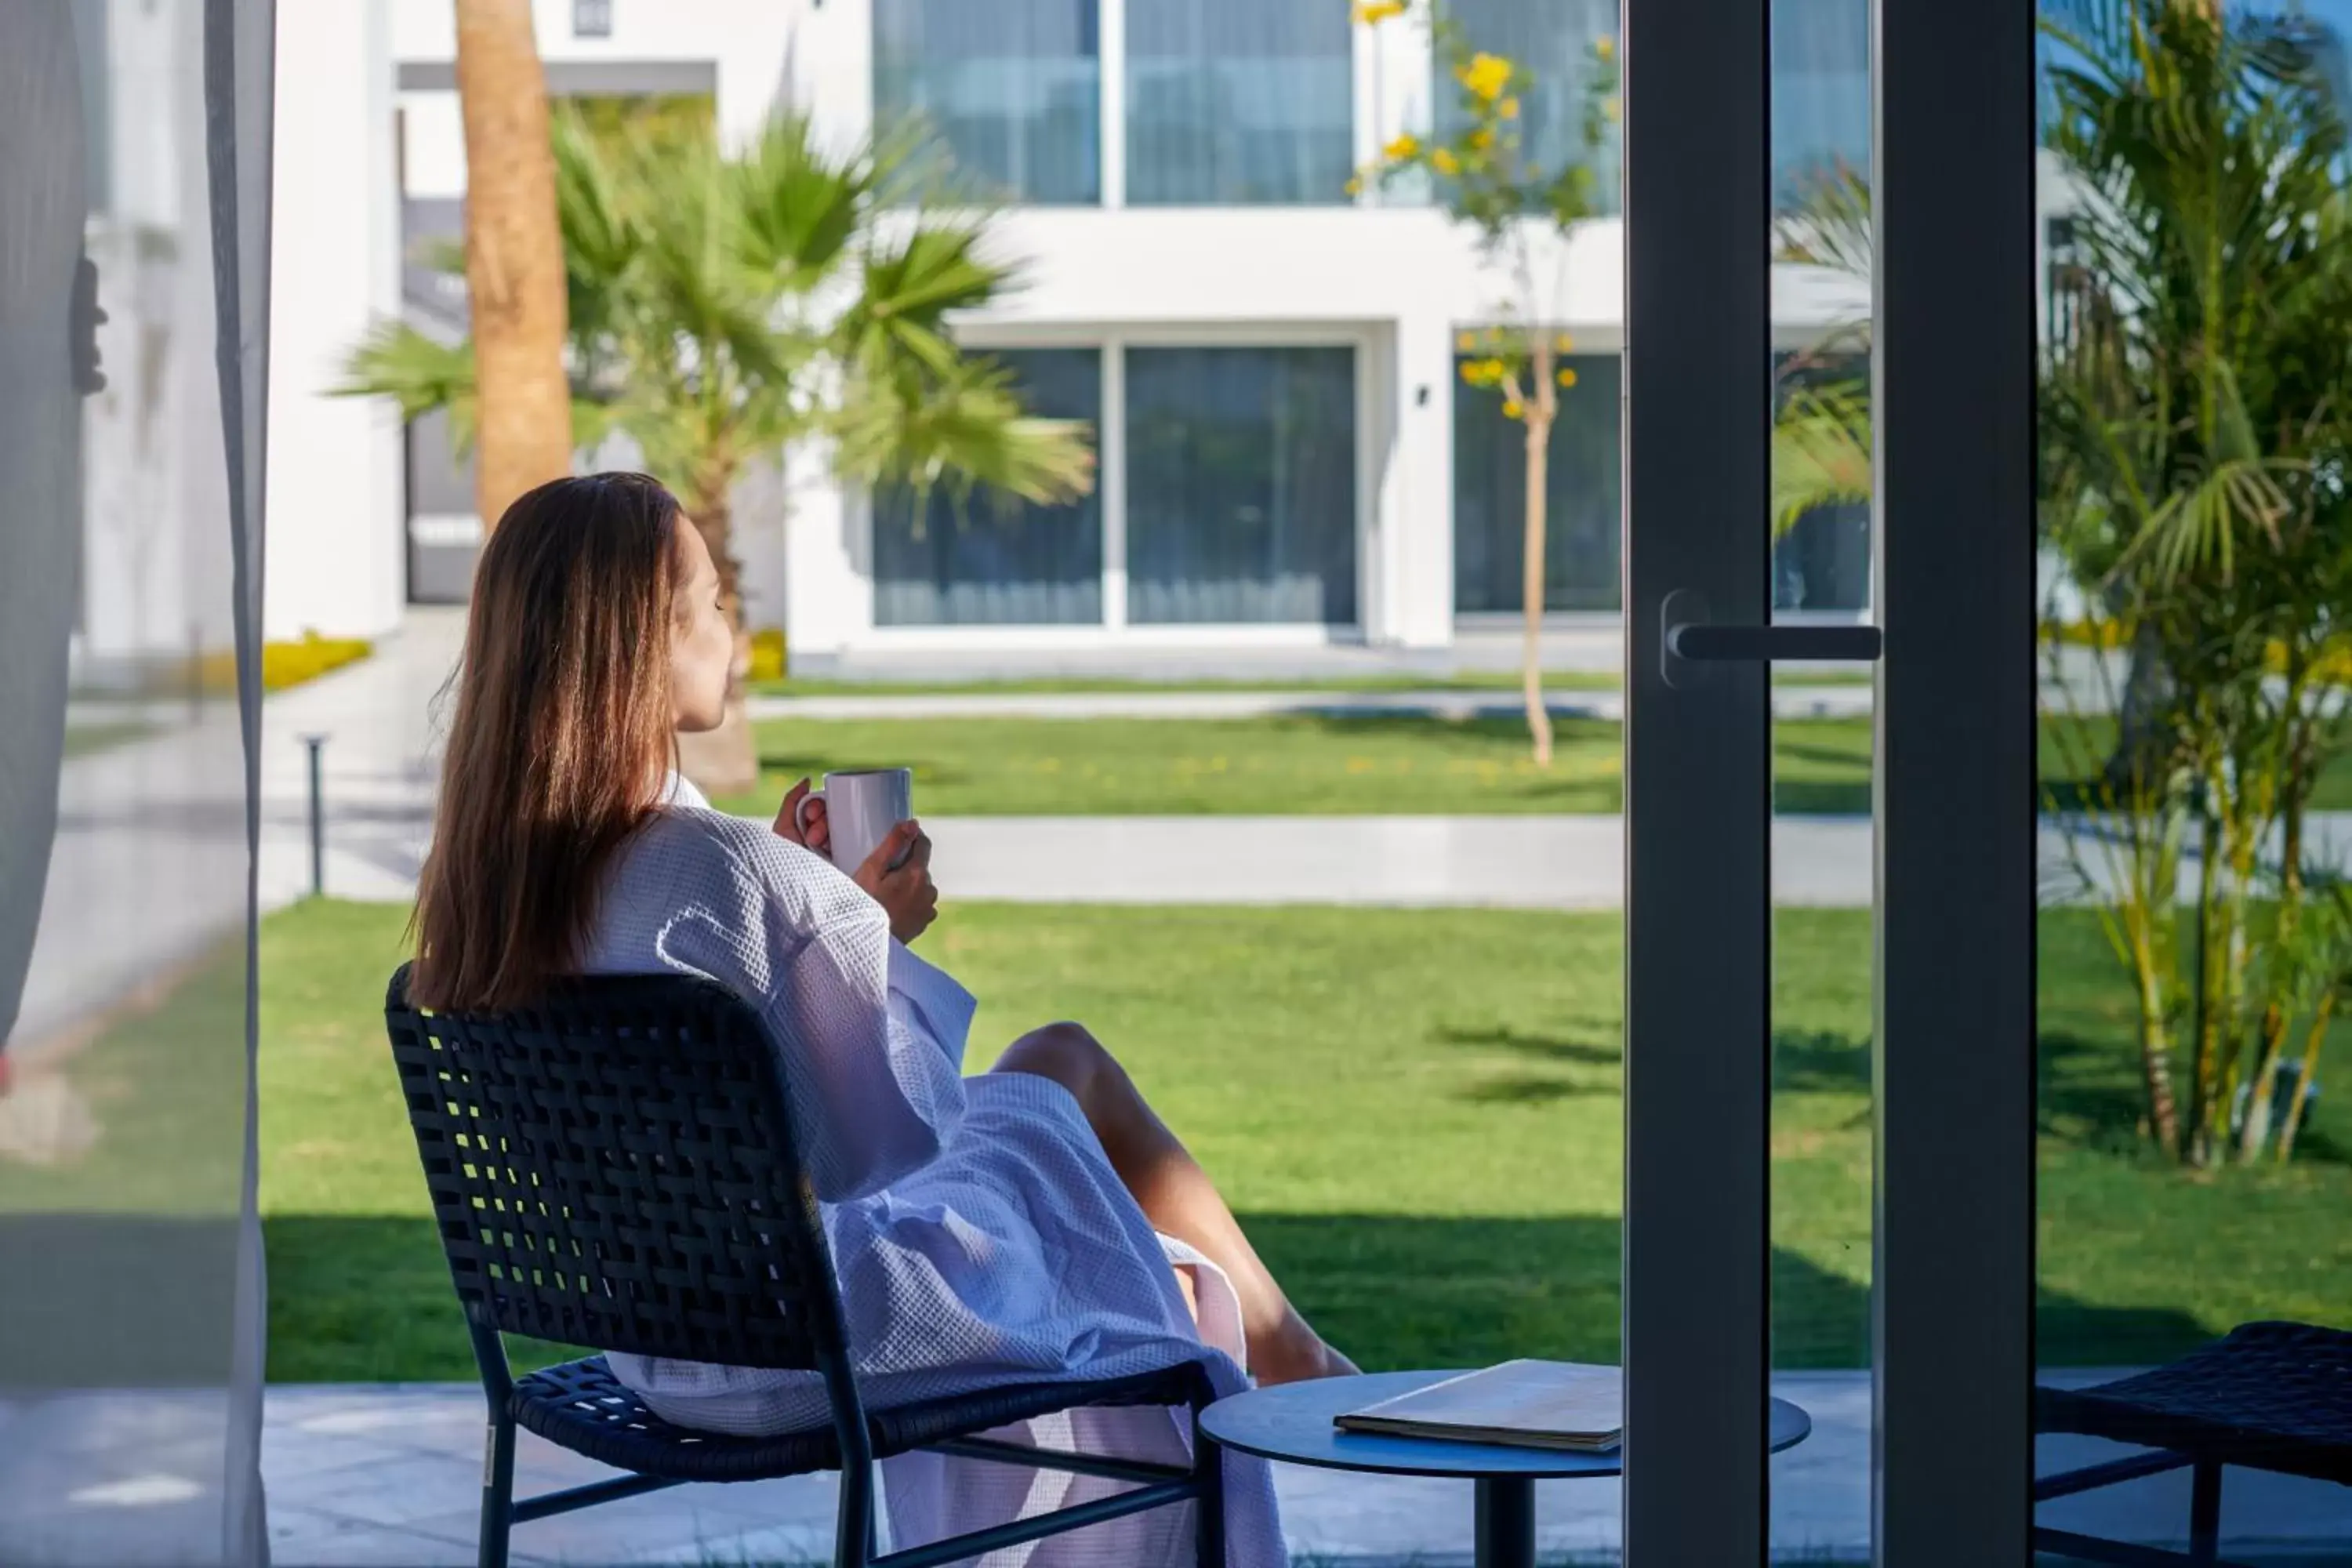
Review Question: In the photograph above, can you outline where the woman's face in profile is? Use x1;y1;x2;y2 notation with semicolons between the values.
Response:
669;519;733;733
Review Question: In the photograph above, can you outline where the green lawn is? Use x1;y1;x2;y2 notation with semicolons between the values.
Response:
750;670;1879;699
242;899;2352;1382
730;711;2352;817
731;714;1879;816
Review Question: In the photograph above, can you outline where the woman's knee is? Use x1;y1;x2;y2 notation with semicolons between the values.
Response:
996;1022;1123;1117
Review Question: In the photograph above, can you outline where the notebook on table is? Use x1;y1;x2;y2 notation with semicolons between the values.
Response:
1334;1359;1623;1453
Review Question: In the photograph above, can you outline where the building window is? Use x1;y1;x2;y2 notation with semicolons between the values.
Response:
873;349;1106;626
1126;0;1354;205
873;0;1102;205
1126;346;1358;624
1452;354;1621;615
1436;0;1621;216
572;0;613;39
1772;0;1869;204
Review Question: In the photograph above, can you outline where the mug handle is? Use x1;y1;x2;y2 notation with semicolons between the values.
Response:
792;786;826;847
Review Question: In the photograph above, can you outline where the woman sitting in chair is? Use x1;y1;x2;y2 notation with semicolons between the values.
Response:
408;473;1352;1566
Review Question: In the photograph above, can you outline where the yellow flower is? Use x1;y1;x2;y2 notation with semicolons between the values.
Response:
1345;172;1365;197
1602;96;1622;124
1497;96;1521;120
1456;332;1476;351
1431;147;1461;176
1478;356;1507;383
1457;52;1512;102
1555;332;1574;352
1352;0;1406;23
1383;132;1421;162
1502;397;1526;419
1595;35;1616;62
1468;125;1495;151
1557;367;1579;388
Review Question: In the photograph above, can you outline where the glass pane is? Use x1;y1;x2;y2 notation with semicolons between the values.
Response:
1125;0;1353;205
873;0;1102;204
873;347;1106;626
1453;351;1621;613
1770;0;1875;1556
1125;344;1357;624
1438;0;1623;213
2034;2;2352;1556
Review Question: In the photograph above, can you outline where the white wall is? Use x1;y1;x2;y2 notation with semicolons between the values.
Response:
263;0;403;642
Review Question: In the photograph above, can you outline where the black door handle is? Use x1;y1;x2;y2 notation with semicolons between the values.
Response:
1667;623;1884;662
1660;588;1881;689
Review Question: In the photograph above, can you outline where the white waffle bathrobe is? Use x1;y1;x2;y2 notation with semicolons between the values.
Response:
579;778;1282;1567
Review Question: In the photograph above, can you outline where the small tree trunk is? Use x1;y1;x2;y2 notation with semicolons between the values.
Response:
671;492;762;798
2131;918;2183;1155
2274;989;2332;1163
453;0;572;529
1521;352;1555;769
2186;801;2223;1167
2103;622;2172;788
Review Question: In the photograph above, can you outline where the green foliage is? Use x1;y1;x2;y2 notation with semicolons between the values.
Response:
336;107;1092;580
2040;0;2352;1166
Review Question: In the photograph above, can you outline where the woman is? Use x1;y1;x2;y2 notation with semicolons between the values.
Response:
409;474;1353;1566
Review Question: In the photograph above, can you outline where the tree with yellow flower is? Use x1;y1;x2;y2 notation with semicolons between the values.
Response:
1354;2;1617;765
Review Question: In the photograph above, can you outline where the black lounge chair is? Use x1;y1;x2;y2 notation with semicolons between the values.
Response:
2035;1320;2352;1566
385;964;1225;1568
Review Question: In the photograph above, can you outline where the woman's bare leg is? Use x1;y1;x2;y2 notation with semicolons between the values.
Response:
994;1022;1359;1385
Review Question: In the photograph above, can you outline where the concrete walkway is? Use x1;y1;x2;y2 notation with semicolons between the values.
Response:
237;1374;2346;1566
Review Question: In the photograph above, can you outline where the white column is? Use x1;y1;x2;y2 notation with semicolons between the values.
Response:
780;438;870;668
263;0;403;642
1379;310;1456;648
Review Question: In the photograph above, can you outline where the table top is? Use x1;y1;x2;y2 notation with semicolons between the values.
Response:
1200;1369;1813;1481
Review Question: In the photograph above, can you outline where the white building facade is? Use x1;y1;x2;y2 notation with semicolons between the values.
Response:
264;0;1885;668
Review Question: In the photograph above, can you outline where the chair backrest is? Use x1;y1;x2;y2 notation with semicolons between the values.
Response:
383;963;851;1376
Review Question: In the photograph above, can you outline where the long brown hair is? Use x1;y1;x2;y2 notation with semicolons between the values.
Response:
409;473;685;1011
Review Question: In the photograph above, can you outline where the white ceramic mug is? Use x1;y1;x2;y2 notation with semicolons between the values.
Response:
794;767;915;874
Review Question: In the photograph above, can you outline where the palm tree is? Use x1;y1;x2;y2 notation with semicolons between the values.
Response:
449;0;572;528
343;112;1093;793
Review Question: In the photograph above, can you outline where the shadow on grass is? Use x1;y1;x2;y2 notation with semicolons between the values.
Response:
264;1210;2218;1385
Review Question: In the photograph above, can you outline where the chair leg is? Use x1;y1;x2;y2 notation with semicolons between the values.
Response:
478;1411;517;1568
1193;1432;1225;1568
2189;1460;2223;1564
836;1461;875;1568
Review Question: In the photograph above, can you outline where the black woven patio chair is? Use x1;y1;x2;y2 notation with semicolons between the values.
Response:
2034;1320;2352;1567
384;964;1225;1568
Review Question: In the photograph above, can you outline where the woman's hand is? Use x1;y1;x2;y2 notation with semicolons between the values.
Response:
856;820;938;945
773;777;829;858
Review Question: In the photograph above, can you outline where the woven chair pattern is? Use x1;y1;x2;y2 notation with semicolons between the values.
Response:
384;965;840;1371
511;1356;1214;1483
2038;1320;2352;1486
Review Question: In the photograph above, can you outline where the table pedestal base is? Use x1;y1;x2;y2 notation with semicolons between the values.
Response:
1474;1475;1536;1568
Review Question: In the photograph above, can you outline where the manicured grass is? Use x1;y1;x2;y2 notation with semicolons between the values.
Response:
731;714;1878;817
750;670;1879;699
732;710;2352;818
242;899;2352;1382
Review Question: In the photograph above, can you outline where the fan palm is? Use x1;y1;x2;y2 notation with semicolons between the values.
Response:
342;111;1093;790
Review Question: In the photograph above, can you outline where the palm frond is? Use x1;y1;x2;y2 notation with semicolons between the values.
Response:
1770;385;1872;536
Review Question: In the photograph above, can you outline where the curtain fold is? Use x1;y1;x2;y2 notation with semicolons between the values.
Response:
0;1;271;1562
873;0;1101;203
1126;0;1354;205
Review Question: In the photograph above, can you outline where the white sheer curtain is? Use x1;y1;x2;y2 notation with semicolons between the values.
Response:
873;348;1106;626
0;1;271;1562
1125;0;1355;205
1124;346;1358;625
873;0;1102;203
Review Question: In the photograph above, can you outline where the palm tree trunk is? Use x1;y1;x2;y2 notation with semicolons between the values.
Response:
452;0;572;529
2274;989;2330;1163
671;491;763;797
